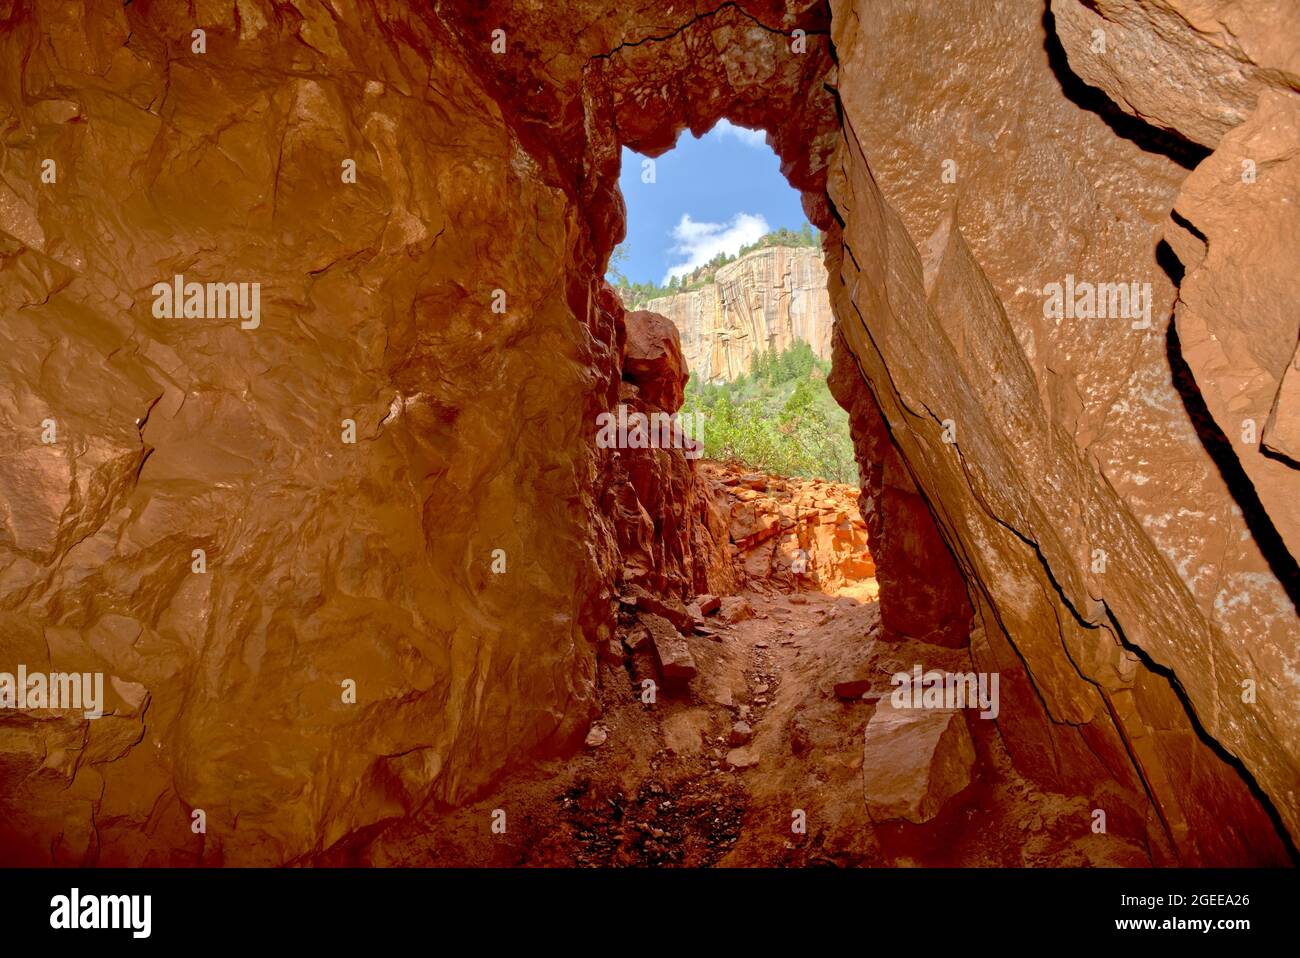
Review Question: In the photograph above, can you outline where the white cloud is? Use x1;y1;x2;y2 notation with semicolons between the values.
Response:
708;119;767;149
662;212;769;284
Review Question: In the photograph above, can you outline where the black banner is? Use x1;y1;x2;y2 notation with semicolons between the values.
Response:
0;867;1290;945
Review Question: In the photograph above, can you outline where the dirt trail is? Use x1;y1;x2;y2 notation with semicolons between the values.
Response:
346;581;1150;867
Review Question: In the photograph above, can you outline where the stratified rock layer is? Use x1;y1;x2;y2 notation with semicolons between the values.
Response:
631;245;833;383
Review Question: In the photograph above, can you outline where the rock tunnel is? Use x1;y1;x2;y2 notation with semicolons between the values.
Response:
0;0;1296;867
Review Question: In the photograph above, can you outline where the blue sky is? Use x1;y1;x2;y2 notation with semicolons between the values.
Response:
614;120;808;286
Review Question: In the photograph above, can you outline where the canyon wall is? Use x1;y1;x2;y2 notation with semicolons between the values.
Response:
0;0;1295;866
0;0;625;865
825;0;1297;862
630;245;833;382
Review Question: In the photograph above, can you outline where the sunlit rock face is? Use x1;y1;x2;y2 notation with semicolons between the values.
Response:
0;0;1295;866
826;0;1296;863
1050;0;1300;150
631;246;833;383
701;461;874;593
1055;0;1300;569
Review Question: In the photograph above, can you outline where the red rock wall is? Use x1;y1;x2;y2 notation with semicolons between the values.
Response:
825;0;1297;862
602;308;736;599
0;0;628;865
828;333;972;647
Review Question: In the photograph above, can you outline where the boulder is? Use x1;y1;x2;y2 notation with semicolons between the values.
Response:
695;594;722;615
639;613;697;683
623;310;688;413
728;721;754;746
623;585;696;634
718;596;755;624
725;746;760;769
862;701;975;824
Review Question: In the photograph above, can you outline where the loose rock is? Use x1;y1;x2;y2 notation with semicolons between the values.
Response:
862;701;975;824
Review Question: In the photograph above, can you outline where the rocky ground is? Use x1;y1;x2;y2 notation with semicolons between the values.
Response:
348;575;1151;867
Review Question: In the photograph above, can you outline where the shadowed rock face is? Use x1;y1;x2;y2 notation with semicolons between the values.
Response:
604;308;736;600
828;336;974;650
0;0;1295;866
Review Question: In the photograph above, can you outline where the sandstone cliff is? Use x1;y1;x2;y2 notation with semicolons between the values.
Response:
630;245;832;383
0;0;1296;868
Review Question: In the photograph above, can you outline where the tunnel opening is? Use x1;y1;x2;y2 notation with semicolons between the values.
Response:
558;2;1297;868
567;99;1155;864
607;121;873;603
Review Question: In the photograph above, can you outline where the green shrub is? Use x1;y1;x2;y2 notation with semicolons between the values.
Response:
681;341;857;484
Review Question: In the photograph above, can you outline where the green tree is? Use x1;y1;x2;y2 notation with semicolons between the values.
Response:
684;341;855;483
607;243;629;285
